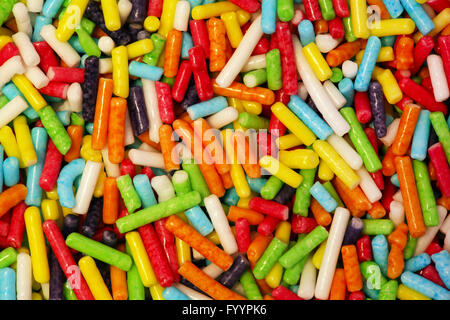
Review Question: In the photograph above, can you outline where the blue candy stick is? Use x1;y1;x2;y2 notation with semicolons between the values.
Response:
0;268;15;300
411;110;431;161
404;253;431;272
129;61;164;81
372;235;389;276
25;128;48;207
338;78;354;107
133;174;158;208
431;250;450;289
309;181;338;212
355;36;381;92
382;0;404;18
3;157;19;187
400;0;435;35
57;158;85;208
401;271;450;300
261;0;277;34
187;96;228;120
162;286;191;300
298;20;315;46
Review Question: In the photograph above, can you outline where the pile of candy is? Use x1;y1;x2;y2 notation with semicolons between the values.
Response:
0;0;448;301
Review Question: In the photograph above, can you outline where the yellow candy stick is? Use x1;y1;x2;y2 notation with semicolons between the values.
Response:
55;0;90;41
369;18;416;37
312;140;360;189
397;284;431;300
241;100;262;115
149;284;165;300
259;155;303;188
278;149;319;169
191;1;240;20
13;115;37;167
350;0;370;39
112;46;129;98
79;256;113;300
271;102;316;146
0;35;12;50
125;231;157;287
158;0;178;38
302;42;333;81
101;0;121;31
236;9;251;26
275;221;291;243
312;239;327;269
0;126;25;168
376;69;403;104
276;134;303;150
221;11;243;48
318;159;335;181
237;191;257;209
41;199;61;221
25;207;50;284
126;39;154;59
12;74;47;112
356;47;394;64
414;8;450;42
265;263;284;288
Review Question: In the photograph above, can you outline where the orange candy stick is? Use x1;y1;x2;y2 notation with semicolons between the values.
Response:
437;196;450;210
0;184;27;217
381;147;396;176
108;97;127;164
178;261;247;300
428;161;437;181
220;171;234;189
329;268;347;300
326;40;361;67
394;156;426;238
193;118;230;175
232;130;261;178
341;245;363;292
64;125;83;163
395;36;414;70
227;206;265;225
165;215;233;270
387;223;409;279
137;131;161;151
163;29;182;78
367;201;386;219
391;104;421;156
314;19;328;34
110;244;128;300
92;78;114;150
178;112;194;126
333;177;372;217
159;125;180;172
207;17;227;72
212;80;275;105
310;198;332;227
247;234;273;267
103;177;119;224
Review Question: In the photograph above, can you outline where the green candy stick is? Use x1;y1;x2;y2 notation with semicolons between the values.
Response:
360;261;386;290
318;0;336;20
172;170;192;196
362;219;394;235
253;237;288;280
293;167;317;216
243;69;267;88
282;238;308;285
66;233;132;271
182;159;211;202
277;0;294;21
63;281;78;300
143;33;166;66
403;234;417;260
240;270;263;300
238;112;270;130
0;95;9;109
340;107;382;172
343;17;358;42
75;26;101;57
38;106;72;155
0;0;17;26
279;226;328;269
116;174;142;214
378;280;398;300
126;242;146;300
266;49;282;91
0;247;17;268
115;191;202;233
430;111;450;163
161;76;175;87
260;175;284;200
413;160;439;227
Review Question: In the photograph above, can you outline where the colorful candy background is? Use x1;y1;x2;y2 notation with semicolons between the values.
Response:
0;0;449;301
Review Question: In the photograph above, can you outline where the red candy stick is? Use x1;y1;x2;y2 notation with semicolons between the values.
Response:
356;234;372;262
421;265;446;288
120;158;135;178
172;60;192;102
355;91;372;124
437;36;450;86
235;218;251;253
303;0;323;21
0;42;19;66
426;0;450;12
257;132;277;157
328;18;345;39
33;41;59;73
257;216;281;236
411;36;434;75
147;0;163;17
424;241;442;256
428;142;450;197
0;221;9;238
189;20;210;59
6;202;27;248
154;219;180;281
332;0;350;17
140;167;155;182
39;139;63;192
189;45;213;102
269;113;287;137
272;286;302;300
364;127;384;190
155;81;175;124
395;95;413;111
43;220;94;300
252;37;270;55
421;77;433;92
229;0;260;13
139;223;176;286
398;77;447;113
47;66;85;83
291;215;318;234
381;177;396;212
348;291;365;300
39;82;70;99
275;22;298;95
291;8;306;27
249;197;289;221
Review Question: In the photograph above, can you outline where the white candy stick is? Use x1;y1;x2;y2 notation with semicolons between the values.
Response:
16;253;32;300
13;32;40;67
101;145;120;178
357;167;382;203
379;118;400;146
67;83;83;112
298;256;316;300
216;15;263;88
151;175;176;202
440;214;450;234
173;283;212;300
25;66;49;89
118;0;133;24
204;195;238;255
13;3;32;37
72;161;102;214
173;1;190;31
326;133;363;170
427;54;449;102
98;36;115;56
315;207;350;300
241;54;266;72
323;80;347;109
0;96;29;129
99;58;113;74
123;110;135;146
142;79;162;143
292;36;350;136
206;107;239;129
389;201;405;227
0;56;26;90
414;206;447;256
202;263;223;279
40;25;80;68
128;149;165;168
27;0;43;12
